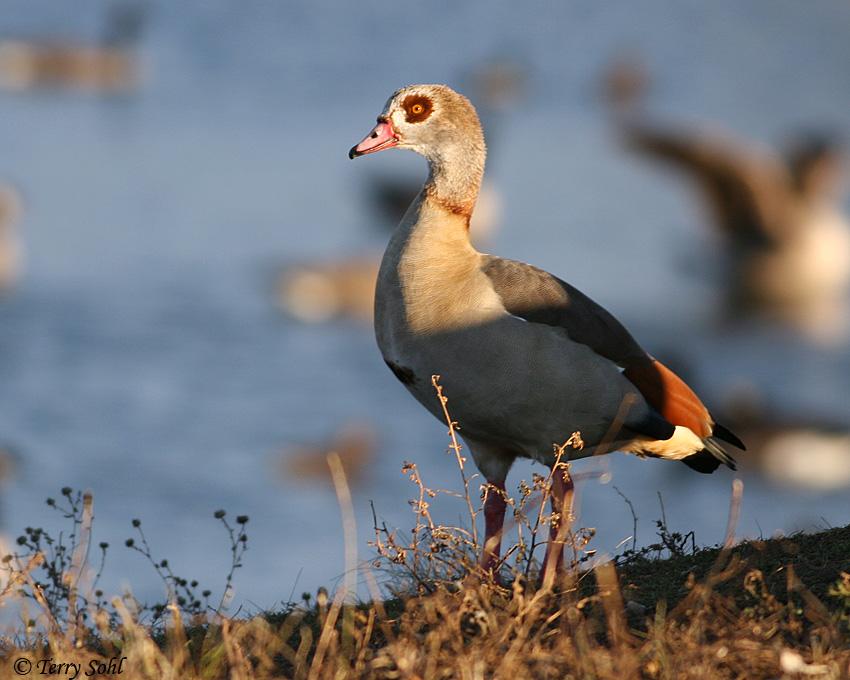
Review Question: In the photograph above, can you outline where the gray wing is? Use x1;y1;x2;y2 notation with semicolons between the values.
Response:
482;255;743;463
481;256;652;370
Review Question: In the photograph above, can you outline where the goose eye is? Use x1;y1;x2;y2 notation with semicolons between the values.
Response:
402;95;432;122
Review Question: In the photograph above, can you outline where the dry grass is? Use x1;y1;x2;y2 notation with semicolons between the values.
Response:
2;520;849;679
1;384;849;678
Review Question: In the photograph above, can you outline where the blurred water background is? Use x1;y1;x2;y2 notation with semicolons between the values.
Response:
0;0;848;613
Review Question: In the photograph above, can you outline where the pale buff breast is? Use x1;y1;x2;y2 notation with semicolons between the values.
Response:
397;204;507;335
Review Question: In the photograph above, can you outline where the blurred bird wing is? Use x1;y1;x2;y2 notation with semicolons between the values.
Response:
625;123;795;242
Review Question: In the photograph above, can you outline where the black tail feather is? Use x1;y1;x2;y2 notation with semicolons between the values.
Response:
682;433;738;473
712;421;746;451
681;451;723;474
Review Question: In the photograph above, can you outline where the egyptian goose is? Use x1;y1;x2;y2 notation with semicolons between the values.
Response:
606;60;850;344
350;85;742;581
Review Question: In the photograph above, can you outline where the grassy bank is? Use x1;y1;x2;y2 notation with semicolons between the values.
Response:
0;480;848;679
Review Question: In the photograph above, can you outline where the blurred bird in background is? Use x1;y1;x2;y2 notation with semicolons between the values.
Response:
0;183;24;295
0;1;148;95
275;422;376;488
605;56;850;346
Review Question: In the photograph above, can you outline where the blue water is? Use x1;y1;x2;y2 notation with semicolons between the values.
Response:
0;0;848;614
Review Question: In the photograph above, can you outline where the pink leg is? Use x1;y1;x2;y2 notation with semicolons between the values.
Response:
541;465;574;586
481;479;507;580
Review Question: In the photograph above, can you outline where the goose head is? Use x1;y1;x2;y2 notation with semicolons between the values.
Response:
349;85;486;216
